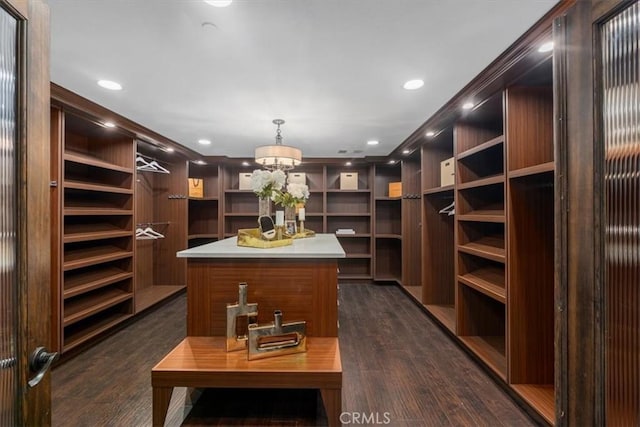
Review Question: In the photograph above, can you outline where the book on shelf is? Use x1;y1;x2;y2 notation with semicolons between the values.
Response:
335;229;356;235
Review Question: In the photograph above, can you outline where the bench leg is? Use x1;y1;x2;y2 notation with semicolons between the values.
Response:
320;388;342;427
152;386;174;427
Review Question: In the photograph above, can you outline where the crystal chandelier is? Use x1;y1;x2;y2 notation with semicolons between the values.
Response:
254;119;302;171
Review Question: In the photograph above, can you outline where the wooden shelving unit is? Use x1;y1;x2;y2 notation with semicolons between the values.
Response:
421;128;456;331
372;162;402;283
188;162;221;247
50;107;136;353
134;142;187;313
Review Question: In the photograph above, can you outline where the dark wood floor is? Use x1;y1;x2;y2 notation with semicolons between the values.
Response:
51;283;536;426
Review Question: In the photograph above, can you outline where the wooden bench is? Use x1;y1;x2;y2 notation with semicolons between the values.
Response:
151;336;342;426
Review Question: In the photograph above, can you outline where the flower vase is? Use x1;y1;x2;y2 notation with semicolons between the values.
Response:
258;197;271;218
284;206;297;235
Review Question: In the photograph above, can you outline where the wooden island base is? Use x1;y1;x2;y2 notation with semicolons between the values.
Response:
151;337;342;426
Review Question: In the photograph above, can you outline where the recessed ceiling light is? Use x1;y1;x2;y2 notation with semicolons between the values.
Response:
198;139;212;145
402;149;410;154
242;161;250;166
388;160;396;164
204;0;232;7
345;161;352;166
426;131;435;137
538;41;554;53
165;147;175;153
195;160;206;165
403;79;424;90
462;102;475;110
103;121;116;128
97;80;122;91
367;140;379;146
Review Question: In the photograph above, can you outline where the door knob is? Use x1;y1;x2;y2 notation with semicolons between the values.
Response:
28;346;58;388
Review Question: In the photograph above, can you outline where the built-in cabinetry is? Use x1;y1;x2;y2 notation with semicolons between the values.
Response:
135;142;187;312
373;163;402;282
50;87;191;356
50;106;135;353
187;162;221;247
418;55;555;423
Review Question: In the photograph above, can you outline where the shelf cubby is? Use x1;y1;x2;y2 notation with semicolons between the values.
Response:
326;165;371;190
457;253;506;303
458;221;505;263
375;199;401;235
189;162;220;198
337;258;371;279
374;237;402;282
63;283;133;327
63;260;133;299
63;237;133;271
64;161;133;191
457;283;506;379
327;191;371;214
64;188;133;211
64;215;133;243
224;192;261;215
457;182;504;219
62;301;133;352
327;216;370;235
374;163;402;198
188;199;219;236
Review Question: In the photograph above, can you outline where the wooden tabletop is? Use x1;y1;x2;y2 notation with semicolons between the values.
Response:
152;336;342;389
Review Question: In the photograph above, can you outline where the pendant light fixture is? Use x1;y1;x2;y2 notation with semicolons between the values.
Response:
254;119;302;171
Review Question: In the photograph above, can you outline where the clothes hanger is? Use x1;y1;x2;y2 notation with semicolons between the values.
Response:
439;201;455;215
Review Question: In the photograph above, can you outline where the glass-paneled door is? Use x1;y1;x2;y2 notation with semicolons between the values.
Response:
0;5;18;425
601;1;640;425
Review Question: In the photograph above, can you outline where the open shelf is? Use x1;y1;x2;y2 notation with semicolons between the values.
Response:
457;211;505;223
135;285;185;313
509;162;554;179
64;179;133;195
63;307;133;353
457;175;505;190
458;235;505;263
512;384;555;426
459;335;507;379
64;287;133;326
65;150;133;174
425;304;455;332
457;135;504;161
64;265;133;299
458;272;506;303
64;244;133;271
424;185;454;195
64;216;133;243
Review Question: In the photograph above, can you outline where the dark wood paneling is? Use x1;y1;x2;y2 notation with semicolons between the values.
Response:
50;106;63;352
401;156;421;287
508;175;555;386
186;259;338;337
18;0;52;424
506;86;554;172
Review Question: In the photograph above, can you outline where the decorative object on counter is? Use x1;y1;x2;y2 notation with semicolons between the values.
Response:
250;168;286;217
254;119;302;171
273;177;311;237
226;282;258;352
237;228;293;248
247;310;307;360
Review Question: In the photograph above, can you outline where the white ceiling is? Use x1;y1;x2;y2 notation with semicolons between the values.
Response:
49;0;558;159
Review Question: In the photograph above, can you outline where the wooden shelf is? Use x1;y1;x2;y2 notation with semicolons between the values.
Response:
135;285;185;313
326;189;370;193
375;234;402;240
458;268;506;303
457;211;505;223
326;213;371;217
64;179;133;194
457;135;504;160
64;223;132;243
423;185;454;195
425;304;455;332
63;312;133;353
188;233;219;240
512;384;555;426
335;233;371;238
509;162;554;179
458;236;505;263
188;196;219;201
224;212;258;217
64;246;133;271
345;254;372;259
64;267;133;299
337;274;372;280
457;175;504;190
459;335;506;379
375;196;402;201
65;151;133;174
64;288;133;326
64;207;133;216
224;189;254;193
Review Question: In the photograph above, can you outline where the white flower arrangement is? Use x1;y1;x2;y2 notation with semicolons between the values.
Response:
272;181;310;207
250;169;286;199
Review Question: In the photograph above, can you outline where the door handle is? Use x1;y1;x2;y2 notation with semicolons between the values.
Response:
28;347;58;388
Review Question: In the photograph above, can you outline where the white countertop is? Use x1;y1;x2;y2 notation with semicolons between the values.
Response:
177;233;346;259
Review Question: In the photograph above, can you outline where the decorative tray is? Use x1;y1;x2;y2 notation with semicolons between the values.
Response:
237;228;293;248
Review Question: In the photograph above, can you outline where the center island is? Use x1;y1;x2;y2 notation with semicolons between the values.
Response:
177;233;346;337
